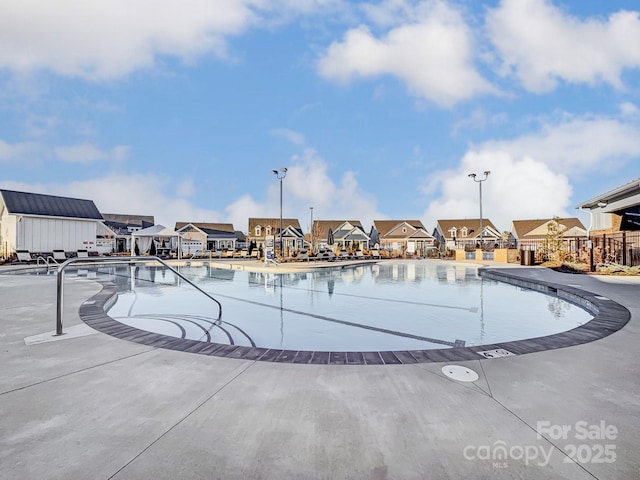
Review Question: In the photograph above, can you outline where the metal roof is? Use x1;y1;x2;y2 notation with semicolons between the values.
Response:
0;189;103;220
576;178;640;210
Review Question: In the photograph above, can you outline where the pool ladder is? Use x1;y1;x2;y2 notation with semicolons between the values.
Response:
55;255;222;336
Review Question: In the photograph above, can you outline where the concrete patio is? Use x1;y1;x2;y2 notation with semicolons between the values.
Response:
1;262;638;479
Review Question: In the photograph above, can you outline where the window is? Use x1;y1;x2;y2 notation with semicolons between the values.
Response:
266;226;272;236
461;227;468;237
255;225;261;236
449;227;457;238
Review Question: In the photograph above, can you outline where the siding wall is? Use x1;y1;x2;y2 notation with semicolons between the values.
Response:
0;213;17;253
17;216;98;252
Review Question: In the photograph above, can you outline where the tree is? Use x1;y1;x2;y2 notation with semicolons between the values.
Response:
149;240;157;256
543;217;567;262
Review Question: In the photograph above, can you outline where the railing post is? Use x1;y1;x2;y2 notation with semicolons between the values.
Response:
54;255;222;337
56;268;64;335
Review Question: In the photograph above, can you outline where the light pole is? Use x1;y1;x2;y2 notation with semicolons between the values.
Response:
468;171;490;247
273;167;287;257
309;206;314;252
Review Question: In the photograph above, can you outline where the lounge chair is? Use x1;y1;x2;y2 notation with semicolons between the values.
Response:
265;251;278;266
338;249;350;260
76;249;89;258
370;248;381;259
15;250;34;264
250;250;259;259
317;250;336;261
52;250;67;262
354;250;367;260
224;250;234;259
295;250;309;262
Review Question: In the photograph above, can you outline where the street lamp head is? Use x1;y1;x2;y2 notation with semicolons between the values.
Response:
483;170;491;176
468;173;477;179
282;167;288;173
272;170;278;175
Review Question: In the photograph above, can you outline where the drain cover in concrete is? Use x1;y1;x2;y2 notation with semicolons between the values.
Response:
442;365;479;382
477;348;516;359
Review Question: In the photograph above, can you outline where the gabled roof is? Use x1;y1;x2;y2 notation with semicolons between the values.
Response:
373;220;425;237
175;222;235;233
0;189;103;220
132;224;181;237
103;213;154;226
435;219;499;239
248;218;302;233
280;225;305;238
177;223;237;239
313;220;364;239
511;218;586;239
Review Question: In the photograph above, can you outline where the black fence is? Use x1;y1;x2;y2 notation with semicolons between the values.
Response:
589;231;640;267
516;232;640;267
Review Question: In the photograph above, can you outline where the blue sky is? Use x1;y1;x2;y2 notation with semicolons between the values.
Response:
1;0;639;233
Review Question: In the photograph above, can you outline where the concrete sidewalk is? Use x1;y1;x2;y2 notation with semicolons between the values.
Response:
0;265;638;479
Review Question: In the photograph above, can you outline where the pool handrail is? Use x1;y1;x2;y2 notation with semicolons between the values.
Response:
55;255;222;336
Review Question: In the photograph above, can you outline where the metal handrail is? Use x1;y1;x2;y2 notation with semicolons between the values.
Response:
37;255;59;267
56;255;222;336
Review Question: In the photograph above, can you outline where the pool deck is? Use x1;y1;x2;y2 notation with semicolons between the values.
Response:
1;260;639;479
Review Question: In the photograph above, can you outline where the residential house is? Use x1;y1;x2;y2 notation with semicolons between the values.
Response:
175;222;238;254
312;220;370;252
248;218;304;255
372;220;436;257
433;219;501;251
510;218;586;252
101;213;155;254
0;189;103;258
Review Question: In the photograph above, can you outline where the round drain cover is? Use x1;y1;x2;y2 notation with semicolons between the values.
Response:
442;365;479;382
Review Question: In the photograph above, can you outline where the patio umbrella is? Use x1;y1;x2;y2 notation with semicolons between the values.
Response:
369;226;380;248
327;228;334;246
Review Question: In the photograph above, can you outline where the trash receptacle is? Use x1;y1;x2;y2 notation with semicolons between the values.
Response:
520;250;534;266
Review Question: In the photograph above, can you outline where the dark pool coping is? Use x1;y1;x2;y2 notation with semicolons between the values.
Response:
78;268;631;365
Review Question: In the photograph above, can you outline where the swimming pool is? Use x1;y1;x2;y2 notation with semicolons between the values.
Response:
104;262;592;352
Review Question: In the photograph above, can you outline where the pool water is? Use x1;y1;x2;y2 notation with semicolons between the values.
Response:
104;262;592;352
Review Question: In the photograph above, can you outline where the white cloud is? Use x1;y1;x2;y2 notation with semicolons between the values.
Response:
423;111;640;229
0;0;348;81
271;128;306;146
176;178;196;198
451;108;508;136
360;0;421;27
620;102;640;117
487;0;640;92
317;1;496;107
54;143;129;164
423;151;572;231
479;115;640;174
225;148;384;230
0;0;260;80
0;173;225;228
0;139;43;163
